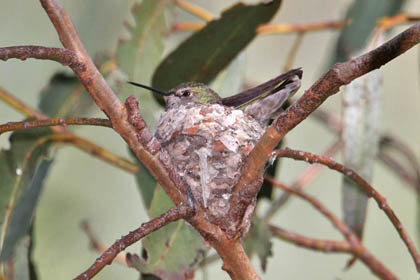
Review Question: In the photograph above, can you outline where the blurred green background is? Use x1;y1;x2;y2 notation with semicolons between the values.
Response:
1;0;420;279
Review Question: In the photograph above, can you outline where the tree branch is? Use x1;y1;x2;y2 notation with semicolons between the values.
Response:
36;1;259;279
74;204;194;280
0;117;111;134
39;0;185;205
0;45;85;71
274;148;420;272
229;22;420;234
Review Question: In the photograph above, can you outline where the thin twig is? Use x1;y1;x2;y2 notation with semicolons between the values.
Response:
378;13;420;31
171;21;206;32
171;19;349;34
263;139;342;221
257;20;349;35
270;225;352;253
274;147;420;272
0;117;111;134
266;179;397;280
0;45;85;71
80;221;126;265
173;0;215;22
74;204;194;280
228;23;420;233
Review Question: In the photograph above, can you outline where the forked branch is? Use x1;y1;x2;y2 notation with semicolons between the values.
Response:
229;23;420;231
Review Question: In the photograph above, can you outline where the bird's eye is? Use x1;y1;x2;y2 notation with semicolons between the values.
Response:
182;90;191;97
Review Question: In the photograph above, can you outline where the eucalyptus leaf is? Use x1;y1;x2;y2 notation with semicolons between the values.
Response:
341;36;384;239
152;0;282;91
0;128;53;262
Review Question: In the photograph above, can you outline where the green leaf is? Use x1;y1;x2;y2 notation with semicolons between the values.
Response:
132;185;207;279
331;0;405;63
243;217;273;272
38;73;93;118
341;40;384;239
116;0;169;128
0;128;53;262
152;0;282;91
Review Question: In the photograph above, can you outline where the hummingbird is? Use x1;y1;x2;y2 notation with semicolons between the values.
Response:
128;68;302;236
128;68;302;126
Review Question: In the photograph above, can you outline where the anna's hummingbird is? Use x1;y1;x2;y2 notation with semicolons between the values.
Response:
128;68;302;236
129;68;302;125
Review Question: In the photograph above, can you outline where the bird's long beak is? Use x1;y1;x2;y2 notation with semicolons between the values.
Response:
127;81;170;96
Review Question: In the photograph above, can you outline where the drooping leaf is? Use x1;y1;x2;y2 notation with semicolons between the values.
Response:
152;0;282;91
331;0;405;64
116;0;169;128
130;185;207;279
0;128;53;262
341;35;384;239
243;217;273;272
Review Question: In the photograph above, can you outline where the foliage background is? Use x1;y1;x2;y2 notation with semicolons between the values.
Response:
0;0;420;279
